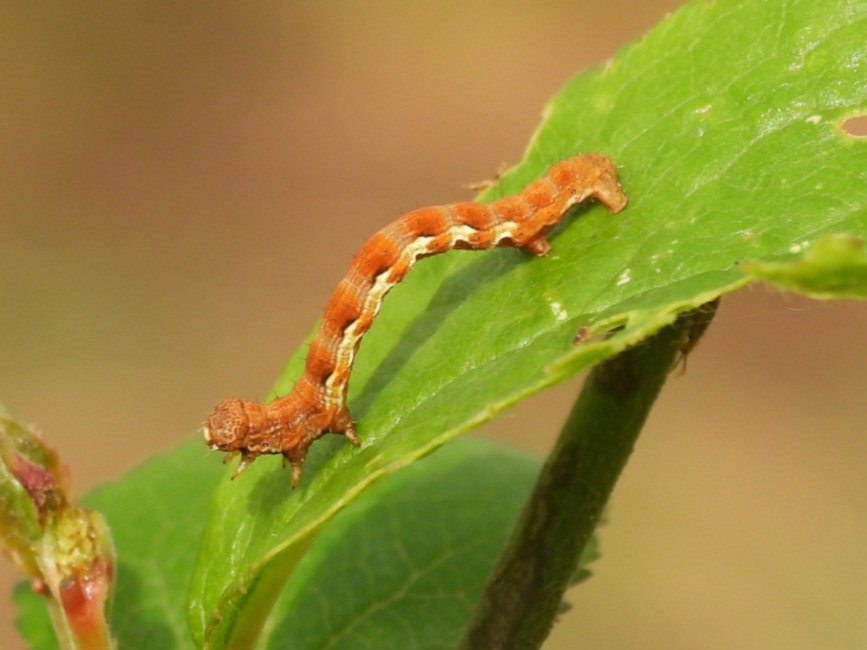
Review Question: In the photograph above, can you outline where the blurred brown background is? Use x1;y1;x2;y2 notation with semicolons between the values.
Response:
2;2;865;648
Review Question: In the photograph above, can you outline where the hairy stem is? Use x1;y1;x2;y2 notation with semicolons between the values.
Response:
459;310;712;649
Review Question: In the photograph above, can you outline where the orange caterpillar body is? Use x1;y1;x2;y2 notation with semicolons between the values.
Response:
204;153;627;485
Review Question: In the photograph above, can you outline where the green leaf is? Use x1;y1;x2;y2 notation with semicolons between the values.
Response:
14;440;224;650
189;0;867;646
259;438;546;650
743;233;867;297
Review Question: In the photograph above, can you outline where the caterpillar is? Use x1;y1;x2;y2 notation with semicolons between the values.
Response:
204;153;627;486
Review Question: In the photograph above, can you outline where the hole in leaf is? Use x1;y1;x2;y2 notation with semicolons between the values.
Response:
841;115;867;137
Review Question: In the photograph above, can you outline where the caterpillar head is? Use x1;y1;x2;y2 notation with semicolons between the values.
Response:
203;397;310;486
203;398;257;452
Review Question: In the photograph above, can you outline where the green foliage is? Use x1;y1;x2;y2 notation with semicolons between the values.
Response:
258;439;545;650
16;438;552;650
744;233;867;298
12;0;867;648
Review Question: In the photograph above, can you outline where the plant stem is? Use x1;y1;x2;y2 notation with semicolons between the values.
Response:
458;313;706;650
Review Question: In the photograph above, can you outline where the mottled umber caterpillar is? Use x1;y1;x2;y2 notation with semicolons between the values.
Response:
204;154;627;486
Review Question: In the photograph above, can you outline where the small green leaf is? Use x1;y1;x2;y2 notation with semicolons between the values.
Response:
0;411;58;577
743;233;867;298
189;1;867;646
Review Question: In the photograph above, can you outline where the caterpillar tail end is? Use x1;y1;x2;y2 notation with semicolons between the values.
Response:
593;158;629;214
599;183;628;214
